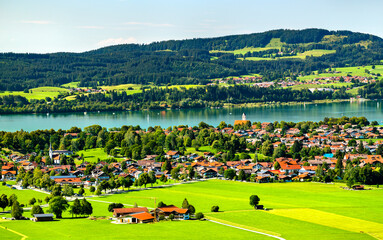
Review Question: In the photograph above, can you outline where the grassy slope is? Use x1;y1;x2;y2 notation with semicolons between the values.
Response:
0;87;69;100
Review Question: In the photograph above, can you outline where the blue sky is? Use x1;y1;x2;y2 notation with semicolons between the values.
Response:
1;0;383;53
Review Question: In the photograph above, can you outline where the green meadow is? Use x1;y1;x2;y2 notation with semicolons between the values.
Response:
1;180;382;239
0;87;69;100
76;148;125;164
298;65;383;82
289;82;353;90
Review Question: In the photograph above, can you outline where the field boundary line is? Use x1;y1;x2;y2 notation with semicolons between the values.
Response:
206;217;285;240
0;224;28;240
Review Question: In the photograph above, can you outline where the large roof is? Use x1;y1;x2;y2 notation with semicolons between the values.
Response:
113;207;148;214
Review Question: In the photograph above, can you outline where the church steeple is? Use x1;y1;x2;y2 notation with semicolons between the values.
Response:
242;113;247;121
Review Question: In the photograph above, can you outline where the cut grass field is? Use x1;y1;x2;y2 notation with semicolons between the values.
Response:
289;82;353;90
239;49;336;61
76;148;125;163
1;180;382;239
210;38;283;55
298;65;383;82
0;87;69;100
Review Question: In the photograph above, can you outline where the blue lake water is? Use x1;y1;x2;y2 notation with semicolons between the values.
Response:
1;100;382;132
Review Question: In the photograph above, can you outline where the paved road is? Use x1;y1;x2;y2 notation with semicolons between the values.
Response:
206;219;286;240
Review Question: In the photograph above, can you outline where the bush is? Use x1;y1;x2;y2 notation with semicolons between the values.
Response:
195;212;204;220
158;215;165;221
108;203;124;212
157;201;167;208
169;213;174;220
2;181;6;186
211;206;219;212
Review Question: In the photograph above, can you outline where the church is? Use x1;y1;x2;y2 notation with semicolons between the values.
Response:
234;113;251;126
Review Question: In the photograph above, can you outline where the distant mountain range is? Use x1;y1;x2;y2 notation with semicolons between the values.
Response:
1;28;382;91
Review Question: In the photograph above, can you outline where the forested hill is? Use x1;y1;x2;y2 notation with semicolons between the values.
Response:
1;28;383;91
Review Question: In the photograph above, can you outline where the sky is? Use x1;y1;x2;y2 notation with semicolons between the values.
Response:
1;0;383;53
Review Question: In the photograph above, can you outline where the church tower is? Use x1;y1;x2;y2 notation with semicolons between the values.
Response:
242;113;247;121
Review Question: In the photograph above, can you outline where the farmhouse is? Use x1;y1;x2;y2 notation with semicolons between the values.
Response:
152;205;189;220
113;207;155;224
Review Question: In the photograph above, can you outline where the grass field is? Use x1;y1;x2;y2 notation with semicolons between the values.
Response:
298;65;383;82
1;180;382;239
0;87;69;100
239;49;336;61
76;148;125;163
61;82;81;88
210;38;283;55
289;82;353;90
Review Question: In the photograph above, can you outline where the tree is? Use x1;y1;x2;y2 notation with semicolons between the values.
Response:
11;200;23;219
44;195;51;204
195;212;204;220
138;172;149;188
62;184;74;196
149;171;156;187
81;198;93;216
108;203;124;212
188;166;195;180
249;195;260;209
29;197;36;207
8;194;17;207
69;198;82;218
124;177;133;191
169;213;174;220
224;169;236;180
182;198;189;209
273;161;281;170
47;196;69;218
95;187;102;196
89;186;95;194
188;205;196;214
160;174;167;183
347;177;354;189
78;187;85;196
31;205;44;216
261;140;274;156
0;194;8;211
238;169;246;181
211;206;219;212
171;168;179;181
358;141;365;153
161;160;172;172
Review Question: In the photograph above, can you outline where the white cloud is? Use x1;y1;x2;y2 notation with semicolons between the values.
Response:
124;22;174;27
77;26;104;29
20;20;53;25
97;37;137;47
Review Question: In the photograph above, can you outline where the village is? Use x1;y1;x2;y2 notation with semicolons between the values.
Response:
2;115;383;187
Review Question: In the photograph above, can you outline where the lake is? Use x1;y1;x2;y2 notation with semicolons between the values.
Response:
1;100;382;132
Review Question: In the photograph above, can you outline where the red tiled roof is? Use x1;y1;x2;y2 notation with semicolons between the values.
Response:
130;212;154;221
54;178;81;183
114;207;148;214
157;205;188;214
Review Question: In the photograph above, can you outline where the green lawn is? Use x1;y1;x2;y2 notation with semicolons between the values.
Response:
76;148;125;163
0;87;69;100
0;184;48;210
61;82;81;88
1;180;382;239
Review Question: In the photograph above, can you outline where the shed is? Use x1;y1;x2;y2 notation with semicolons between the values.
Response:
33;214;54;222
